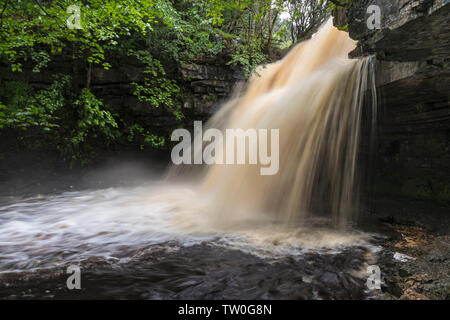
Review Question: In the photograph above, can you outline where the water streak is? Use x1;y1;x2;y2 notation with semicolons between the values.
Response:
170;18;377;230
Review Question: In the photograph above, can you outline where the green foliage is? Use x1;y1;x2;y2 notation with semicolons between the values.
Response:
144;0;224;64
337;24;349;31
128;49;180;109
72;88;120;143
0;0;182;164
0;0;178;72
56;88;121;164
127;48;183;121
31;51;51;73
0;0;342;165
206;0;251;26
285;0;330;42
126;123;165;150
327;0;354;10
0;75;69;132
132;77;180;108
228;39;267;78
0;76;121;165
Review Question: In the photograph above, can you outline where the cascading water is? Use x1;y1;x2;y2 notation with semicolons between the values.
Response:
0;19;379;299
169;18;377;230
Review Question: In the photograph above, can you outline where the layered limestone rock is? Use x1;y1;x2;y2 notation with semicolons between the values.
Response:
335;0;450;201
1;52;243;143
178;62;245;114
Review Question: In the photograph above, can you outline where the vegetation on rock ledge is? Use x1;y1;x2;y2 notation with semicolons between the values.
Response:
0;0;340;165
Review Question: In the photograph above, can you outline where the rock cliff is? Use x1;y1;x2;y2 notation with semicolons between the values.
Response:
335;0;450;201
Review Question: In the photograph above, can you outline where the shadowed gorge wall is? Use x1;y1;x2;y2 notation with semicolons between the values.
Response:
334;0;450;202
0;52;243;147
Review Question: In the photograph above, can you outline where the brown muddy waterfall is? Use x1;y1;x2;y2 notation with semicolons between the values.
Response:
169;18;377;231
0;19;380;299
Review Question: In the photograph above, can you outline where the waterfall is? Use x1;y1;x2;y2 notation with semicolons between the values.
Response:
169;18;377;230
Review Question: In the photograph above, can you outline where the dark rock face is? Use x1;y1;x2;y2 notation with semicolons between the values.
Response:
1;52;243;144
335;0;450;201
178;63;245;114
91;57;244;139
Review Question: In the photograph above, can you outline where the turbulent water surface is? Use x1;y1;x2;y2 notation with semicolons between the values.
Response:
0;184;380;299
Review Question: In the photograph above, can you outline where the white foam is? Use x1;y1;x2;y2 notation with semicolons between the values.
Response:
0;184;375;273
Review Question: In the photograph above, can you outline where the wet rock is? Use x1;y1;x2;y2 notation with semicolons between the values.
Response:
320;272;340;287
398;268;410;277
334;0;450;203
426;253;448;263
382;278;403;298
394;252;416;262
0;243;370;300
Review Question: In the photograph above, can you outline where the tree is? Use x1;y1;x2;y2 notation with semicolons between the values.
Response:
285;0;329;42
